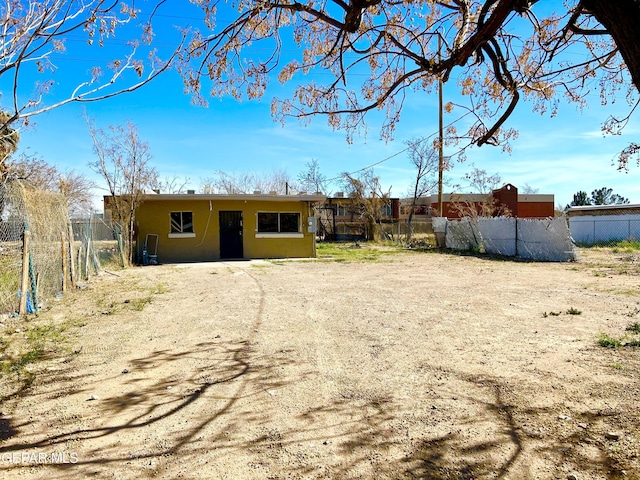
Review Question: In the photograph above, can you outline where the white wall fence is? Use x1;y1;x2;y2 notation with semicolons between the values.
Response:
568;214;640;245
433;217;576;262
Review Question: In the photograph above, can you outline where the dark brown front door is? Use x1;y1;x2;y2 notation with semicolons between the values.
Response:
219;211;243;259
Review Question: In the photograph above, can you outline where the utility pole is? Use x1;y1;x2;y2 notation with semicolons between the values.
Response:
437;33;444;218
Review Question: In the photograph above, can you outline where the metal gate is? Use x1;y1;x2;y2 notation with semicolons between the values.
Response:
219;211;243;258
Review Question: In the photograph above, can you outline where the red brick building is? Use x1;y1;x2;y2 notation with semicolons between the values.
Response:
402;184;555;219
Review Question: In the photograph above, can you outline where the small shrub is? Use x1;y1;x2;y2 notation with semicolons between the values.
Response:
625;322;640;334
128;295;152;311
566;307;582;315
153;282;168;294
27;323;66;345
1;323;67;378
12;348;44;371
598;333;622;348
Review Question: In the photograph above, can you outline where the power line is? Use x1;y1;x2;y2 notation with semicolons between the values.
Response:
326;110;473;183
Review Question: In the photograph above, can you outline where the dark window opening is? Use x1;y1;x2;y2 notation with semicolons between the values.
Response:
257;212;300;233
170;211;194;233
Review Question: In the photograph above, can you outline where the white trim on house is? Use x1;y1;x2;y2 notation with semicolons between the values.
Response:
255;233;304;239
168;233;196;238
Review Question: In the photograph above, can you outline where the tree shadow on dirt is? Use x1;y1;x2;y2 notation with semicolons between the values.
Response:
239;368;635;480
0;337;303;475
1;346;637;479
390;373;633;480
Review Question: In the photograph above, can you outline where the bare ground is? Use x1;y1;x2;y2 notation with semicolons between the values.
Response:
1;247;640;479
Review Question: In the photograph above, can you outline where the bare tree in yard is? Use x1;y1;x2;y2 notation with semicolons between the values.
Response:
5;154;59;190
57;171;96;217
0;0;185;175
521;184;539;194
202;169;295;194
0;111;19;180
405;138;442;244
87;119;158;264
297;159;329;195
4;153;95;217
342;169;390;241
256;168;296;195
450;166;509;218
462;167;503;195
152;175;191;194
181;1;640;166
205;171;255;194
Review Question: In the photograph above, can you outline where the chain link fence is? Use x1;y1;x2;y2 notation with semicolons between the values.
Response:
568;214;640;246
1;180;69;315
0;218;24;315
1;180;123;317
380;220;436;246
71;216;122;272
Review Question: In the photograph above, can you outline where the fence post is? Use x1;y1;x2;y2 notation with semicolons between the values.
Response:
515;218;519;257
67;223;76;289
28;246;38;314
61;233;67;293
84;240;91;280
19;230;31;316
114;224;126;267
90;241;100;274
77;240;84;280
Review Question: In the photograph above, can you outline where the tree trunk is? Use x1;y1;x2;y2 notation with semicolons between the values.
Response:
583;0;640;92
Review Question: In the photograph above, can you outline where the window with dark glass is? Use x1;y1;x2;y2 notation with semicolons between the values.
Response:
257;212;278;232
170;211;194;233
257;212;300;233
279;213;299;232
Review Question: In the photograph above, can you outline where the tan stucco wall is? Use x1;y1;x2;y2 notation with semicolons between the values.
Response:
134;198;317;263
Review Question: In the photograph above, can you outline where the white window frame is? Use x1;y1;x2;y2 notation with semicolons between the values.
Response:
169;211;196;238
256;211;303;238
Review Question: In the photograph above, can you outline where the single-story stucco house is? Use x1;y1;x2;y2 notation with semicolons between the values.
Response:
104;192;325;263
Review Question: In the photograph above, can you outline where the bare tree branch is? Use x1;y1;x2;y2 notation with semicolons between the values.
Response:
179;0;640;157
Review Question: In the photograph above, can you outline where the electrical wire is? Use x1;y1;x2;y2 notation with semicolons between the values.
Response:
194;199;213;247
326;110;474;183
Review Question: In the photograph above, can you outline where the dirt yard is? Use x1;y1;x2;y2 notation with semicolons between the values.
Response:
1;247;640;479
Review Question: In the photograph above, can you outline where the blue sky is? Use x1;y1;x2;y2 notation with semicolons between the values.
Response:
6;3;640;210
